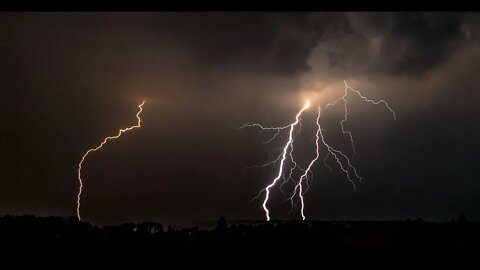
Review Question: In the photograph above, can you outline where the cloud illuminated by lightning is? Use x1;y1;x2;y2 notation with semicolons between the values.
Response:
76;100;145;221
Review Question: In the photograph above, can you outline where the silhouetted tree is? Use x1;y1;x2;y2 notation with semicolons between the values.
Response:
215;216;227;233
457;213;467;223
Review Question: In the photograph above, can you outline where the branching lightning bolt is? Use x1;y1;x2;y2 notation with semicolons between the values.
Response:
326;81;396;156
326;84;356;155
261;100;310;221
318;106;361;189
288;106;361;220
239;100;310;221
76;100;145;221
237;122;291;144
239;80;396;221
344;81;396;120
290;106;321;220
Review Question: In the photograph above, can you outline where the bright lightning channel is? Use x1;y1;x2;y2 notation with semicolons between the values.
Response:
290;106;321;220
261;100;310;221
240;100;310;221
76;100;145;221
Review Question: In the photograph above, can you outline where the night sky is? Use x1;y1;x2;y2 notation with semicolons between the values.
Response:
1;12;480;226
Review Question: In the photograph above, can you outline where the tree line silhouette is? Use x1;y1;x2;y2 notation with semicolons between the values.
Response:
0;214;478;259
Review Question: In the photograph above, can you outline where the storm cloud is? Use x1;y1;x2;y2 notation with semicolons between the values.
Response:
1;12;479;225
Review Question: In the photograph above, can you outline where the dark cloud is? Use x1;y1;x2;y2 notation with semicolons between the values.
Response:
377;12;466;75
145;13;327;75
305;12;470;81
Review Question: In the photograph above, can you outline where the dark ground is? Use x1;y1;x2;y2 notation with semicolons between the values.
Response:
0;215;478;260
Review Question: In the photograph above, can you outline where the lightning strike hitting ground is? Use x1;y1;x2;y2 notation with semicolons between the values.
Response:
240;100;310;221
290;106;321;220
240;80;396;221
76;100;145;221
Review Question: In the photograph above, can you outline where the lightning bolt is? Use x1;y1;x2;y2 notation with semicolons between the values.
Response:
326;81;396;155
323;152;333;174
326;81;395;156
344;81;396;120
76;100;145;221
325;82;354;155
261;100;310;221
239;101;310;221
289;106;321;220
239;80;396;221
279;121;305;196
318;106;361;189
238;122;291;144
